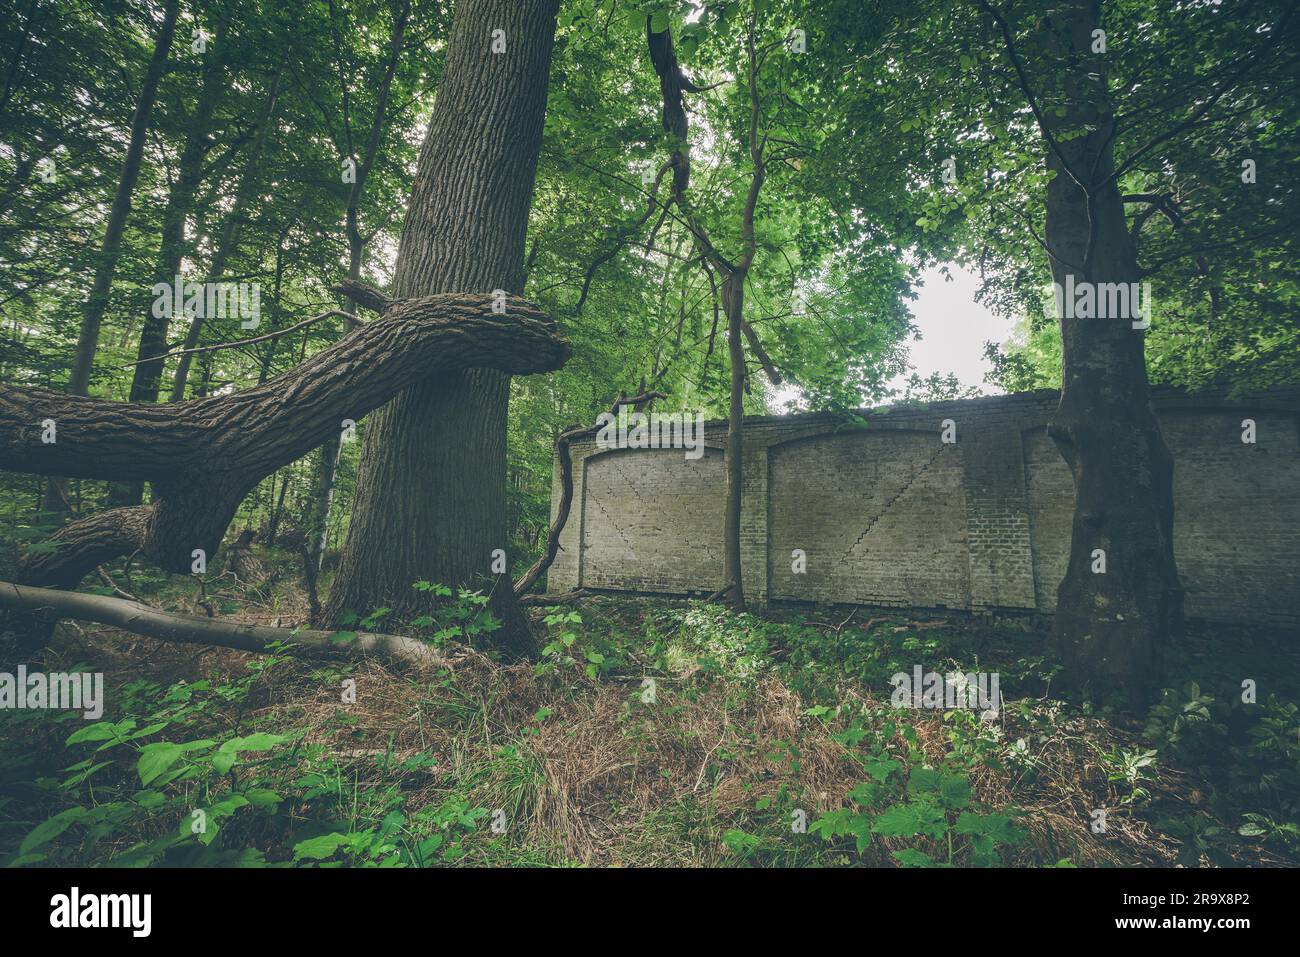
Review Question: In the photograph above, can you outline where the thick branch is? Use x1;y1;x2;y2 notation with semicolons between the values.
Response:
1;290;567;481
740;320;782;385
0;581;441;666
2;291;568;593
332;278;392;314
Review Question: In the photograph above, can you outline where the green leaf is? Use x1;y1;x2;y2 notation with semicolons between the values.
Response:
293;833;350;861
207;795;250;819
137;739;215;785
136;744;183;786
66;719;133;746
864;756;901;783
873;801;947;839
892;847;936;867
211;733;286;774
242;788;282;808
20;807;86;855
722;829;762;854
133;790;166;809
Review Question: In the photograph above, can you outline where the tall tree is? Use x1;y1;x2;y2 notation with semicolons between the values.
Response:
1000;0;1179;704
44;0;180;513
125;11;231;408
646;6;781;612
974;0;1298;701
304;0;413;571
169;54;286;401
325;0;561;657
66;0;181;398
110;8;233;506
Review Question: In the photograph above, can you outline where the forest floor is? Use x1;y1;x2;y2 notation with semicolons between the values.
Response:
3;548;1298;868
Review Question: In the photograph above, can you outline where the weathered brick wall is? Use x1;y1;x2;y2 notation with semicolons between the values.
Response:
547;386;1300;628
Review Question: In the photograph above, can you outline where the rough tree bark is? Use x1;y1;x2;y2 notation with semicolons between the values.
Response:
1;286;568;653
324;0;561;659
984;0;1183;704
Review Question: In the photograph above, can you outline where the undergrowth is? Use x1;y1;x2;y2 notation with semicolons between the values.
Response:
2;569;1297;868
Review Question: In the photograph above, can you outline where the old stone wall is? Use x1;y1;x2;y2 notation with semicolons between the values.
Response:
546;386;1300;629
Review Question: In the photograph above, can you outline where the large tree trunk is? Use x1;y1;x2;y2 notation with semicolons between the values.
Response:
1036;0;1183;705
324;0;560;659
45;0;180;514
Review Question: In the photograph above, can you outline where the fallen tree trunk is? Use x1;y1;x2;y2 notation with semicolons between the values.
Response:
0;582;442;667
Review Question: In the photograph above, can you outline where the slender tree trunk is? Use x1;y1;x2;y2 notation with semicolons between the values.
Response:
127;13;229;405
1036;0;1182;705
646;11;769;612
44;0;180;514
111;13;231;507
325;0;560;658
306;0;411;572
266;467;290;546
721;272;746;609
66;0;180;397
170;57;286;402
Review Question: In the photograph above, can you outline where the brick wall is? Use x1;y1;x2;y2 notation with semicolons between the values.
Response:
547;386;1300;628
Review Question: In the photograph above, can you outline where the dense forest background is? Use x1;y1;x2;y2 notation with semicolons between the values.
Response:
5;0;1295;581
1;0;1298;868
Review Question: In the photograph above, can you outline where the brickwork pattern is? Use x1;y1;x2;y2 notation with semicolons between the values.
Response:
548;387;1300;628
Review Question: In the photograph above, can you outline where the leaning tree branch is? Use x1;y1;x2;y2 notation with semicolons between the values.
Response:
333;278;392;313
512;389;669;598
0;582;442;666
1;288;569;597
2;288;564;482
739;319;781;386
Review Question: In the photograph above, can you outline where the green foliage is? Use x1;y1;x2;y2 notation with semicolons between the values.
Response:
1144;681;1300;855
809;725;1026;867
407;582;501;648
535;608;626;680
0;652;498;867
